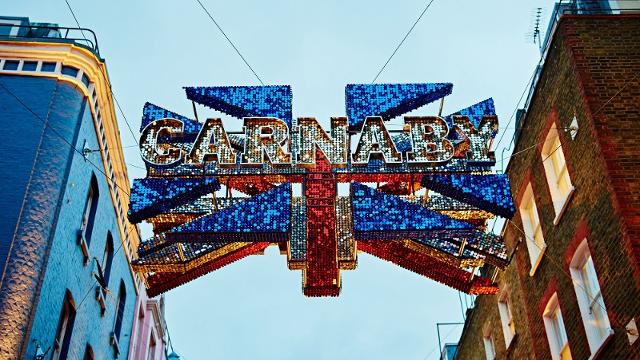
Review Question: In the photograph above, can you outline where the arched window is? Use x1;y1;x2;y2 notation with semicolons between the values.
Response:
53;290;76;360
82;174;99;245
83;344;94;360
101;232;114;288
114;281;127;341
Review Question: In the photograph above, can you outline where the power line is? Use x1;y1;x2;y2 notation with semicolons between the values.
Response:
494;61;541;150
371;0;437;83
0;81;131;197
193;0;265;85
64;0;88;41
112;91;139;145
63;0;140;147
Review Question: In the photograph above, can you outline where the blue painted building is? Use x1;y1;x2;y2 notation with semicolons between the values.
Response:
0;17;144;359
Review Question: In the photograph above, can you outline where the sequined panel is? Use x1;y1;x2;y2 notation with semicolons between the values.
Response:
185;85;293;128
144;242;270;297
351;182;475;238
336;197;356;269
128;177;220;223
345;83;453;130
358;241;498;295
166;184;292;243
303;171;340;297
422;174;516;218
288;197;306;269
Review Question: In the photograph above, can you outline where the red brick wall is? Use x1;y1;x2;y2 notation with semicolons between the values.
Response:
455;15;640;360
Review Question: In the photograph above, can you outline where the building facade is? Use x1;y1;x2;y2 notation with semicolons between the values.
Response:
0;16;155;359
454;3;640;360
128;293;168;360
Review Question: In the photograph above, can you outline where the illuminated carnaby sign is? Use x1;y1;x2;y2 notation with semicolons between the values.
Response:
128;83;515;298
139;113;497;168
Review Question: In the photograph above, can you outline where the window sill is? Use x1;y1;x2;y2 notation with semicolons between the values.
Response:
529;245;547;277
76;229;90;266
110;332;120;357
588;328;615;360
95;286;106;317
553;186;575;226
505;333;517;354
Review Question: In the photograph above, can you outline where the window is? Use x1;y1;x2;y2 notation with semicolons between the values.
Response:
541;125;574;223
482;331;496;360
498;292;516;348
543;293;572;360
81;175;99;245
52;291;76;360
102;232;114;289
114;281;127;341
147;331;157;360
83;344;94;360
570;239;613;354
519;183;546;275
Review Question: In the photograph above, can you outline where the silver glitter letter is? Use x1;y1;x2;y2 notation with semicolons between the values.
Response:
186;118;236;166
139;118;184;166
297;117;348;167
453;115;498;163
405;116;454;164
241;117;291;166
351;117;402;165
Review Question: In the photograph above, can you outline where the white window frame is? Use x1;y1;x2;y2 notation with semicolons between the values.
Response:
543;293;572;360
498;290;516;349
569;239;614;358
519;183;546;275
541;125;574;224
482;330;497;360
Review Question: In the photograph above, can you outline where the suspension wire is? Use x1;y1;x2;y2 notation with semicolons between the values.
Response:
421;323;460;360
63;0;141;146
193;0;265;85
494;61;542;151
64;0;88;41
371;0;437;83
0;81;132;197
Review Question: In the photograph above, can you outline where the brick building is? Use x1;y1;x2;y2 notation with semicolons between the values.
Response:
0;17;170;359
454;3;640;360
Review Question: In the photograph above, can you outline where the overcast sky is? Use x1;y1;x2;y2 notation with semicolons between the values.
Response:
7;1;553;359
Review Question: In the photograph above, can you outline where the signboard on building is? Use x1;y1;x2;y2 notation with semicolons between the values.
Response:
128;83;515;297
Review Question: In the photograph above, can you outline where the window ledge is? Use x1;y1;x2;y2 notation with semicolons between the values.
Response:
553;186;575;225
95;286;106;317
505;333;518;353
587;328;615;360
110;332;120;357
529;245;547;276
76;229;90;266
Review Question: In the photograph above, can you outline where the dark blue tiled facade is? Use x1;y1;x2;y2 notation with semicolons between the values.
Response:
0;75;136;359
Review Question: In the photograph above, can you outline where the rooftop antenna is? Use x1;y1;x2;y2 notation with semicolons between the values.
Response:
532;7;543;52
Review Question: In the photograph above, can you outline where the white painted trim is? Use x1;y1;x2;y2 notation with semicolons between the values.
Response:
553;186;575;225
587;328;614;360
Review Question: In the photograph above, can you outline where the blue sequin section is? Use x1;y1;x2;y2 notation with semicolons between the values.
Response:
421;174;516;218
345;83;453;130
128;177;220;223
167;183;292;240
140;102;201;134
185;85;293;128
351;183;474;237
443;98;495;129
